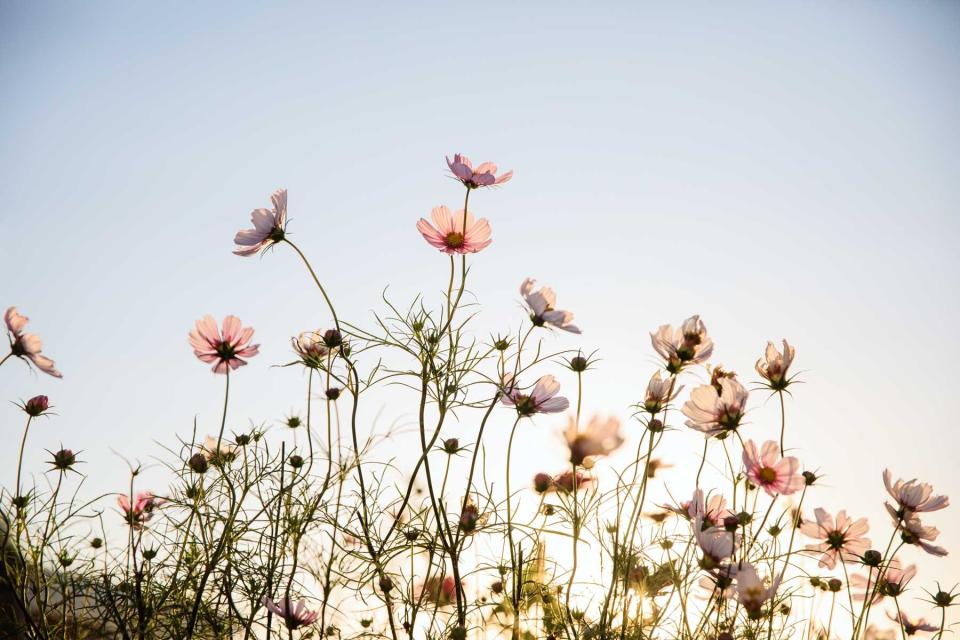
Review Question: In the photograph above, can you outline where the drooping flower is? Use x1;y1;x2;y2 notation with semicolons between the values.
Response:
887;611;939;636
650;315;714;373
233;188;287;256
520;278;580;333
446;153;512;189
118;491;162;529
552;470;595;493
800;508;871;569
416;205;492;254
899;515;948;557
262;596;319;630
4;307;62;378
755;340;796;390
500;374;570;417
188;315;259;374
292;330;338;368
564;415;624;466
682;377;749;438
742;440;804;497
735;563;781;617
851;558;917;603
642;371;680;414
883;469;949;518
694;516;738;569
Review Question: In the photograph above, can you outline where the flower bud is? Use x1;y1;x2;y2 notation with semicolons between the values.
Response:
723;516;739;532
443;438;460;455
491;580;503;595
493;338;510;351
403;527;420;542
861;550;882;567
802;471;818;486
49;448;77;471
569;355;588;372
90;537;103;549
533;473;553;494
188;453;209;474
933;590;955;607
325;387;341;400
379;576;394;593
235;433;251;446
646;418;664;433
828;578;842;592
451;626;467;640
285;415;302;429
23;395;49;417
142;548;157;561
322;329;343;348
288;454;305;470
737;511;753;526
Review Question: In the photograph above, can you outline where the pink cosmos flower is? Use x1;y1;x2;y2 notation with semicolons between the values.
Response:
694;516;738;569
755;339;796;390
118;491;162;529
446;153;512;189
419;575;460;606
650;315;714;373
887;611;939;636
664;489;734;529
263;596;319;630
520;278;580;333
234;188;288;257
416;205;492;254
4;307;62;378
735;563;781;616
742;440;804;497
189;315;260;374
800;508;871;569
642;370;681;414
500;374;570;417
551;470;596;494
682;377;749;438
883;469;949;517
851;558;916;603
899;515;948;557
564;414;624;466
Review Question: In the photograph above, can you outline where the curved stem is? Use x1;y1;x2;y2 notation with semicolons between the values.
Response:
284;238;340;331
14;415;33;506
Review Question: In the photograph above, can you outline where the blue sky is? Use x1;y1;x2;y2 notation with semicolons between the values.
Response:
1;1;958;588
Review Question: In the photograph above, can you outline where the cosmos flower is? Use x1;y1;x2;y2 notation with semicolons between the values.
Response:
292;330;338;368
800;508;871;569
4;307;62;378
662;489;734;530
446;153;512;189
697;564;738;600
755;340;796;390
887;611;939;636
742;440;804;497
416;205;492;254
188;315;259;374
500;374;570;417
118;492;162;529
262;596;319;630
564;414;624;466
682;377;749;438
551;470;596;493
851;558;917;603
201;435;237;466
883;469;949;517
899;515;948;557
520;278;580;333
694;516;738;569
736;563;781;616
234;188;287;257
642;371;680;414
650;315;714;373
419;575;460;606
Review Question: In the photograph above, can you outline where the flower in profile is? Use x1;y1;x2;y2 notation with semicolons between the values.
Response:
886;611;939;636
552;470;596;493
519;278;580;333
292;330;337;368
851;558;917;603
446;153;512;189
642;371;680;414
564;414;624;466
664;489;734;529
189;315;259;374
736;563;781;617
234;188;287;256
262;596;319;630
682;377;749;438
899;515;948;557
650;315;713;373
800;508;871;569
755;340;796;390
742;440;804;497
417;205;492;254
694;516;738;569
883;469;949;518
118;491;162;529
201;435;237;466
419;575;460;606
4;307;62;378
500;374;570;417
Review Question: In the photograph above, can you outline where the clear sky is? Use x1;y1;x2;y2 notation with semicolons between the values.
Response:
1;0;958;592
